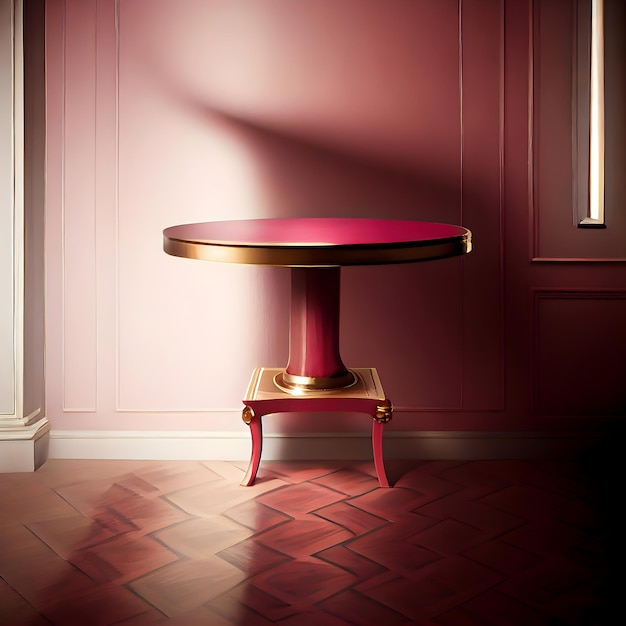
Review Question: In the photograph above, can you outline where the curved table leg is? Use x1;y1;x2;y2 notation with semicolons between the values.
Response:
372;400;393;488
241;406;263;487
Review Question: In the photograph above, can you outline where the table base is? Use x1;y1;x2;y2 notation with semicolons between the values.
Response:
241;367;393;488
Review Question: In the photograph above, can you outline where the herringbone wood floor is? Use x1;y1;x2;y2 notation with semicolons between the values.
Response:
0;454;618;625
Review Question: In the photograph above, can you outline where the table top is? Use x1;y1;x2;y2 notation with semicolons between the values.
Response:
163;217;472;267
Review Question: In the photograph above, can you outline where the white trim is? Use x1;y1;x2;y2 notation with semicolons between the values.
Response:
0;406;41;428
13;0;24;420
0;0;23;420
1;417;49;440
48;429;599;462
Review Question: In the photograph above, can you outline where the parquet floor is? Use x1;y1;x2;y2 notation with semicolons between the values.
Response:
0;453;618;625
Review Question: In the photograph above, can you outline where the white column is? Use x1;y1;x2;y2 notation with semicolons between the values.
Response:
0;0;49;472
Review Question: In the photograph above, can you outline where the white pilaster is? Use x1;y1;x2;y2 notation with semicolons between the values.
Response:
0;0;49;472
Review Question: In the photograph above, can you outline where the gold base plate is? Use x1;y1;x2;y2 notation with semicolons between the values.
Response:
244;367;386;402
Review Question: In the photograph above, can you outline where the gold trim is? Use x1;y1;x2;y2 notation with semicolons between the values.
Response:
242;406;255;425
274;370;358;394
374;400;393;424
244;368;264;400
163;232;472;268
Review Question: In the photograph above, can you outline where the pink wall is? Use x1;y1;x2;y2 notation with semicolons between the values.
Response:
45;0;625;437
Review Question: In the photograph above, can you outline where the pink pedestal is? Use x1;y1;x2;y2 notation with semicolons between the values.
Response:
283;267;354;390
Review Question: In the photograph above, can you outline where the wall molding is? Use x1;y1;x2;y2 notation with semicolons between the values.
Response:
49;429;600;462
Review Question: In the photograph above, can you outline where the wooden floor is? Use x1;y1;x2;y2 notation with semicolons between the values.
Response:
0;454;618;625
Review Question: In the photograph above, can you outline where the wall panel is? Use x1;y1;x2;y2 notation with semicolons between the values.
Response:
533;289;626;416
460;0;504;410
62;0;98;410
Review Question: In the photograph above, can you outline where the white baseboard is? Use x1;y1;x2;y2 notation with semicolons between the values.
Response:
48;429;600;462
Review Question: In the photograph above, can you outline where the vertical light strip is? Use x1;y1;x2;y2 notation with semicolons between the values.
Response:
580;0;605;226
589;0;604;221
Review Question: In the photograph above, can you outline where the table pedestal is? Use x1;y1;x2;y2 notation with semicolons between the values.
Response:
241;266;393;487
241;367;392;487
281;266;355;392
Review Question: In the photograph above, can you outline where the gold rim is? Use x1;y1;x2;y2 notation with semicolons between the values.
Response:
163;234;471;267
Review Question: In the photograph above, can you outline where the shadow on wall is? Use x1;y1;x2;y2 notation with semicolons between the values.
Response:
170;102;490;432
122;0;494;428
185;102;463;222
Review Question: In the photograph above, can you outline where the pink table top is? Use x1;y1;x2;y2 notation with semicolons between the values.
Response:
163;217;472;267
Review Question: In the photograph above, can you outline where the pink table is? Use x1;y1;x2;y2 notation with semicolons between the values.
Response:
163;218;472;486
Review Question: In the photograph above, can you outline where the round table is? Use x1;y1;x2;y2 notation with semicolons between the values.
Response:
163;217;472;486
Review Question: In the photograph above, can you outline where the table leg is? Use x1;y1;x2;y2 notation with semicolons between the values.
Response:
372;420;390;488
372;400;392;488
241;406;263;486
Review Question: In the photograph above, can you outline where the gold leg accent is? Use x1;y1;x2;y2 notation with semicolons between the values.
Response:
242;406;255;425
374;400;392;424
